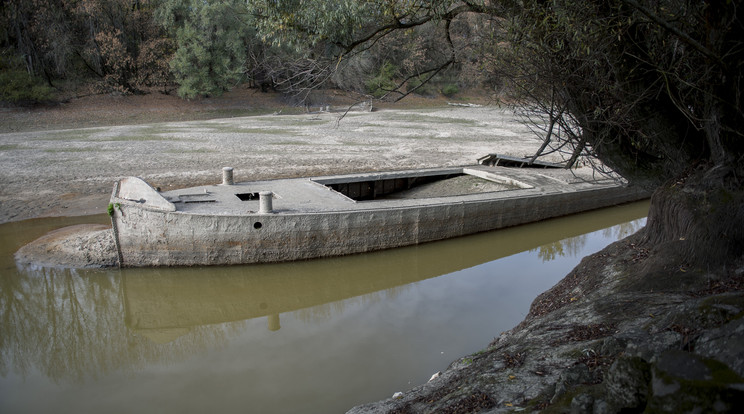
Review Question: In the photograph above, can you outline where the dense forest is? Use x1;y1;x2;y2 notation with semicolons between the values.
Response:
0;0;496;103
3;0;743;268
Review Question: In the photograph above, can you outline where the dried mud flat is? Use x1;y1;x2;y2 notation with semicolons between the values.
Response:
0;94;550;224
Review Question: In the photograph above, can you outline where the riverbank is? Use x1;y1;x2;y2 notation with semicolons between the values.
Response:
3;92;742;412
347;227;744;413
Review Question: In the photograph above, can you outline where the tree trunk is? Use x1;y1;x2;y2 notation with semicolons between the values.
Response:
529;115;555;165
642;166;744;266
565;138;585;169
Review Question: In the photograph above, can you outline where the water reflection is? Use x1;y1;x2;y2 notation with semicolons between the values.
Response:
530;207;646;262
122;204;647;339
1;266;232;384
603;219;645;240
0;201;648;412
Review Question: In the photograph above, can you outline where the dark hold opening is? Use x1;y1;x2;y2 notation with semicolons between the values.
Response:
324;173;465;201
237;192;260;201
254;222;262;229
477;153;562;168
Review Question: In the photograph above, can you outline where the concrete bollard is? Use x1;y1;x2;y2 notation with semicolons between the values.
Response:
222;167;234;185
259;191;273;213
268;314;281;331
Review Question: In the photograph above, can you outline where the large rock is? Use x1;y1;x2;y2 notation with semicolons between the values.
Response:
604;356;651;410
648;350;744;413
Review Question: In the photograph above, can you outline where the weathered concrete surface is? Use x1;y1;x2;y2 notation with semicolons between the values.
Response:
110;166;648;267
345;230;744;413
14;224;117;268
116;177;176;212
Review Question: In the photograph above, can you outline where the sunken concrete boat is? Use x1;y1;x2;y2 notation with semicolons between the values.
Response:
109;165;648;267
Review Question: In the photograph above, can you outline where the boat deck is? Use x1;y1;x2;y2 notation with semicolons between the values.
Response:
121;165;624;216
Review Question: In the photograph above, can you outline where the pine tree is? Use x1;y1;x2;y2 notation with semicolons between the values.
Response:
156;0;250;98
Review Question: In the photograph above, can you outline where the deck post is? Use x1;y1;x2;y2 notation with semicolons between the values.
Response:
259;191;273;213
268;314;281;331
222;167;234;185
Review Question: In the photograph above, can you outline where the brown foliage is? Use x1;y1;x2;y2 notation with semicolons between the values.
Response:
1;0;171;93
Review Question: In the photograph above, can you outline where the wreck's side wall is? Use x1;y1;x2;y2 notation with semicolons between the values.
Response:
113;185;647;267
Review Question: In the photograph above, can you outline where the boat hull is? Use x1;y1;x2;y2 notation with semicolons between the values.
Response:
111;174;647;267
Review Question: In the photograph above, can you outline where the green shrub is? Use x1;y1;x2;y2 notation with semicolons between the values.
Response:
406;76;436;97
0;51;55;105
365;62;398;98
441;83;459;97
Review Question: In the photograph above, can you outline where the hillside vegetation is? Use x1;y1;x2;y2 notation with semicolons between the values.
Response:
1;0;491;104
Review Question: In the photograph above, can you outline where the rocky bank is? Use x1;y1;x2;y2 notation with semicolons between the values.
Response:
346;228;744;413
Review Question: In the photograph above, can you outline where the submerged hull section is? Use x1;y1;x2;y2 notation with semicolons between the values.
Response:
110;166;648;267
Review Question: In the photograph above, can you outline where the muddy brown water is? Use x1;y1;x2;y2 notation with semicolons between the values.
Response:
0;201;648;414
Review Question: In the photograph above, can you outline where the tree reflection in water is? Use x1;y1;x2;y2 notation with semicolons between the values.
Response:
0;265;235;383
531;216;646;262
602;219;645;240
